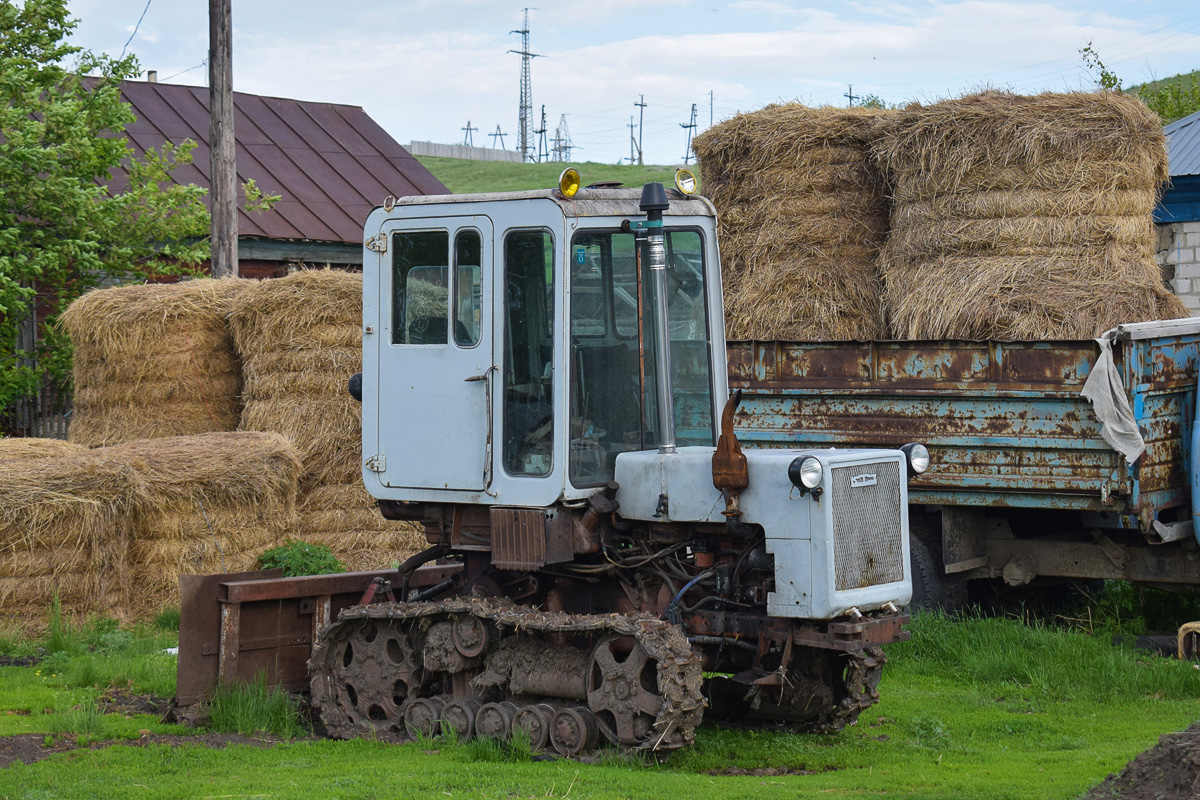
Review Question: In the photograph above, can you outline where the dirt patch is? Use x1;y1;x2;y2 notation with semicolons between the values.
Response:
1081;720;1200;800
0;731;298;770
0;656;39;668
708;765;823;777
96;688;170;718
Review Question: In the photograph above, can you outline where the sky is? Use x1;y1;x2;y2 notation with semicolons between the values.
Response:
64;0;1200;166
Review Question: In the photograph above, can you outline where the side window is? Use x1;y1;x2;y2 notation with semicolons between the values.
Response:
391;231;449;345
503;229;555;476
454;230;482;347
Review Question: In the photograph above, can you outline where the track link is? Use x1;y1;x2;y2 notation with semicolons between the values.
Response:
308;597;706;751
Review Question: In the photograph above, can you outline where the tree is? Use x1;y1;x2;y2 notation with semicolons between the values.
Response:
1080;41;1200;124
0;0;211;411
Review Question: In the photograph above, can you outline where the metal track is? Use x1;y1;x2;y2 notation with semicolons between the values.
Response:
308;597;706;751
826;645;886;732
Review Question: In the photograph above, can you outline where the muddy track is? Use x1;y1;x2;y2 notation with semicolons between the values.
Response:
309;597;705;751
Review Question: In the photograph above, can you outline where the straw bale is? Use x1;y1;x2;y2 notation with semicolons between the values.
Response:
61;279;250;446
95;432;302;615
693;103;890;341
0;455;143;551
0;438;87;461
102;432;301;539
870;91;1169;196
229;269;365;490
0;454;142;623
872;90;1187;339
295;483;425;572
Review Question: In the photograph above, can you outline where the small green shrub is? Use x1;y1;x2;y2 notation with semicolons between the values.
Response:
208;673;306;738
256;540;346;577
50;699;104;737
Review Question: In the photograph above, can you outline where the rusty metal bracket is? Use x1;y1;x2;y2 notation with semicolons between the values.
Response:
1091;529;1128;572
359;576;397;605
712;390;749;520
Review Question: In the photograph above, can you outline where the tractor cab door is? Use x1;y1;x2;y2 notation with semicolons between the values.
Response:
375;216;494;492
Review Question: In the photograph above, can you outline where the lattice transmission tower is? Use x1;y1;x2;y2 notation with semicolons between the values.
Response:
552;114;573;162
508;9;541;163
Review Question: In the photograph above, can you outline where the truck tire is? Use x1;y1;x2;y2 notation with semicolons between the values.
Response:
908;537;942;611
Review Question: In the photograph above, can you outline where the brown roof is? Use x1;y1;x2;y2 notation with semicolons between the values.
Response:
108;80;448;244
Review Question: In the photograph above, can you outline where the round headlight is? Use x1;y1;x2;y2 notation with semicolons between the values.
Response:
674;167;697;195
901;443;931;475
558;167;581;198
788;456;824;490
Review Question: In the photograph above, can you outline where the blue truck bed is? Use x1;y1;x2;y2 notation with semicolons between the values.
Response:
727;318;1200;531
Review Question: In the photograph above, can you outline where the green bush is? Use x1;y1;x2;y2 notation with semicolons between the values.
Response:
208;673;306;738
256;541;345;577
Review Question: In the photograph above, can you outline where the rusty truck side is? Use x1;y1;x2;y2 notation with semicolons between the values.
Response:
728;318;1200;601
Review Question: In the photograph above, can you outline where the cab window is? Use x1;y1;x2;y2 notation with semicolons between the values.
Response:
391;230;449;345
568;228;714;486
503;229;555;476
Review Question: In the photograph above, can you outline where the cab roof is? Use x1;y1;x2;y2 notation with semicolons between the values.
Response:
388;186;716;218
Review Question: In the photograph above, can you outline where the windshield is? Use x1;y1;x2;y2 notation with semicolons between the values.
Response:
568;227;714;486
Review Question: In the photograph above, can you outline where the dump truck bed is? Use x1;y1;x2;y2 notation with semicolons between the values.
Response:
728;319;1200;524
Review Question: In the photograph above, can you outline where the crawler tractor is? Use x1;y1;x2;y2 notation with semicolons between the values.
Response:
184;171;923;755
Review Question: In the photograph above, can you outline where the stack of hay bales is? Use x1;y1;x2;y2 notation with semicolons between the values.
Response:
60;279;250;446
871;91;1189;339
0;453;144;626
692;104;890;340
229;269;424;570
101;432;302;615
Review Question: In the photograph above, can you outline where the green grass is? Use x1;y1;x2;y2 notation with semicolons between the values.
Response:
208;673;307;738
415;155;683;194
1;610;1199;798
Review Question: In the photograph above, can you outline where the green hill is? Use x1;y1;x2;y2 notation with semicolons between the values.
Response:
414;156;684;194
1128;69;1200;96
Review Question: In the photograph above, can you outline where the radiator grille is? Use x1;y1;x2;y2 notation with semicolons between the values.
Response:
491;508;546;570
830;461;904;591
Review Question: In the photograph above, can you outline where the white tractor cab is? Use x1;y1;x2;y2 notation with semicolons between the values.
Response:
358;169;918;620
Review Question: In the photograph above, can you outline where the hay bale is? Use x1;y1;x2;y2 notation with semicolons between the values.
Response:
99;432;302;615
0;438;87;461
693;104;890;341
0;454;144;626
294;483;425;572
229;269;363;490
872;91;1189;339
60;279;251;446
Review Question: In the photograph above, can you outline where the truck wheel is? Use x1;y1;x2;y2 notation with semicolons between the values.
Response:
908;537;942;611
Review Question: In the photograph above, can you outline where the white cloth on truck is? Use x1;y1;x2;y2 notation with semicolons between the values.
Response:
1081;328;1145;465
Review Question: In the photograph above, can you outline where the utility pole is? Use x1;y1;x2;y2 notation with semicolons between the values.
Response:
680;103;698;165
534;105;549;163
489;125;507;150
635;95;647;166
462;120;477;147
709;90;713;126
508;8;541;163
844;84;859;107
208;0;237;278
628;116;637;165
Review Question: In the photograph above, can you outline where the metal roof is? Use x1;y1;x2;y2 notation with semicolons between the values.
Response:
391;186;716;218
1165;109;1200;178
109;80;448;244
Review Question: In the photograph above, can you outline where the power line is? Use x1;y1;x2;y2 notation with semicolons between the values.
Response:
119;0;153;61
